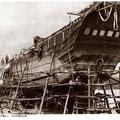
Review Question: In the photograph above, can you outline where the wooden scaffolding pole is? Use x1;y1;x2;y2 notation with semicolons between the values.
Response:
88;63;91;112
38;53;54;114
38;76;49;114
63;14;74;114
10;65;27;110
67;14;74;82
119;67;120;104
108;78;118;108
63;86;71;114
101;86;111;114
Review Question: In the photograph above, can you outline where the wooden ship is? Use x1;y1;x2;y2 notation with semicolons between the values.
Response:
0;1;120;114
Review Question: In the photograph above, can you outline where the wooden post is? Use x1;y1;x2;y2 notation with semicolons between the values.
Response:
102;86;111;114
119;67;120;101
38;53;54;114
16;63;20;79
88;63;91;112
67;14;74;82
26;60;29;81
75;93;79;114
38;77;49;114
10;66;27;110
108;78;118;108
20;56;22;75
63;86;71;114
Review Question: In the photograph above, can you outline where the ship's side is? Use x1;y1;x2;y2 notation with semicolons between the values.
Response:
1;2;120;114
7;8;82;85
6;2;120;86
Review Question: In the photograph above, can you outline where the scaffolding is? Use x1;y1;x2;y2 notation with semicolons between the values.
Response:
0;61;120;114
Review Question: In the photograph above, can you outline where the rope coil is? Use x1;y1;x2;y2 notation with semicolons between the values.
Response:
98;6;113;22
98;4;119;31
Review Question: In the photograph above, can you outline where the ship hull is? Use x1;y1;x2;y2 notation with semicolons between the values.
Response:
1;2;120;114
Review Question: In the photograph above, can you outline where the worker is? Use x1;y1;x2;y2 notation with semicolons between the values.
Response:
5;55;9;64
33;36;40;48
95;58;104;74
28;36;40;57
37;45;43;60
1;58;4;66
33;36;43;60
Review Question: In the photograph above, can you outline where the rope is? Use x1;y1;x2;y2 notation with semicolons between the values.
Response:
113;5;118;31
98;6;113;22
103;2;107;15
96;58;104;65
98;4;119;30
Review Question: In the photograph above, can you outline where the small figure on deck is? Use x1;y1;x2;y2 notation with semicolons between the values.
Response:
1;58;4;66
95;58;104;74
34;36;39;48
95;58;110;83
33;36;44;60
5;55;9;64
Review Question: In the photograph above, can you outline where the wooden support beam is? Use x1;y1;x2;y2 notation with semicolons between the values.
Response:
88;63;91;112
108;79;118;108
38;77;49;114
10;66;27;110
98;4;113;11
101;86;111;114
38;53;54;114
63;86;71;114
1;97;42;101
87;108;120;112
119;67;120;103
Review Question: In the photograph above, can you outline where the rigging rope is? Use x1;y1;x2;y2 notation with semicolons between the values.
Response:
98;6;113;22
98;4;119;30
113;5;118;31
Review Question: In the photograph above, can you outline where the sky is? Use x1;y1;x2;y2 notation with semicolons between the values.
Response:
0;1;91;60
